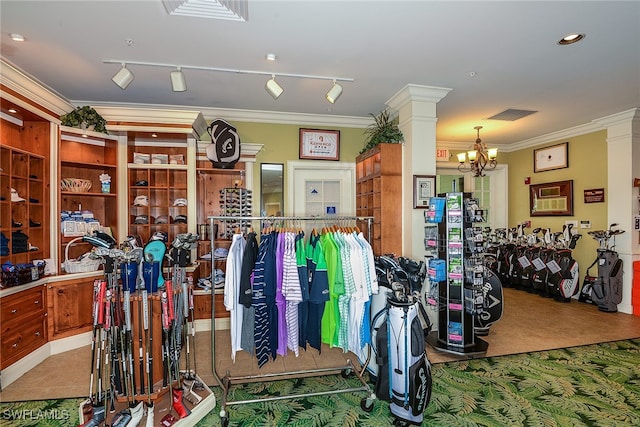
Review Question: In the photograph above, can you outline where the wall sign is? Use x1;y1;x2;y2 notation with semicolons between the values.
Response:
584;188;605;204
299;128;340;161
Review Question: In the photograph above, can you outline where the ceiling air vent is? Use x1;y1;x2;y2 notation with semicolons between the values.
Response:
488;109;537;121
163;0;248;21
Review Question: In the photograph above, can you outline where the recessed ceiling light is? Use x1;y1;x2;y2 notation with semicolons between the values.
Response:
266;53;277;61
10;33;25;42
558;33;585;45
151;133;158;138
8;108;18;114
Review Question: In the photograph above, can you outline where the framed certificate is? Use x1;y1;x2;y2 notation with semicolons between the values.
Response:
413;175;436;208
299;128;340;161
534;142;568;173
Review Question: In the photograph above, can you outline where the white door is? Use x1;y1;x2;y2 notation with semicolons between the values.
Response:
287;160;355;218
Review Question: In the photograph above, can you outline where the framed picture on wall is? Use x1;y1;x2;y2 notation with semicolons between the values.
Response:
529;179;574;216
413;175;436;208
299;128;340;161
534;142;569;173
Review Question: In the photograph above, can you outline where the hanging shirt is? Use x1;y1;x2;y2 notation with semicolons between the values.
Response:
224;233;246;362
296;231;310;349
275;231;287;356
306;231;329;352
283;231;303;356
320;231;341;347
239;232;258;355
253;233;271;368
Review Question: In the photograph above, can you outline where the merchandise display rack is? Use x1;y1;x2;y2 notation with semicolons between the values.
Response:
427;192;489;356
207;215;375;427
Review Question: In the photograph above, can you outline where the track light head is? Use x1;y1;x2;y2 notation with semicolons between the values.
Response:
170;67;187;92
326;80;343;104
112;63;134;89
265;75;284;99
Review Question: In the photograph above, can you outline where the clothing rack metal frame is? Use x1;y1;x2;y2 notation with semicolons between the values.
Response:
207;215;376;425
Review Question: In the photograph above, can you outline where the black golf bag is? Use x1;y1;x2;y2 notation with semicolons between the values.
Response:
375;298;431;426
583;249;624;312
545;249;580;302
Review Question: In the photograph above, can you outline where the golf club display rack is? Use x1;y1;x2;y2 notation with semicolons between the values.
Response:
79;234;215;427
207;215;376;427
427;192;489;356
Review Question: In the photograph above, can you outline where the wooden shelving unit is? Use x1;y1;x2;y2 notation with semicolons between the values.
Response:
58;126;119;266
355;143;402;256
126;135;189;244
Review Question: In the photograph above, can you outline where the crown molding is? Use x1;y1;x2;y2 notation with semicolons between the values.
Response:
0;57;72;120
81;101;371;129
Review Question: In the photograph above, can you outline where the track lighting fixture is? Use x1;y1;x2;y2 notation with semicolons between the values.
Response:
325;80;343;104
170;67;187;92
111;63;134;89
265;75;284;99
103;59;354;100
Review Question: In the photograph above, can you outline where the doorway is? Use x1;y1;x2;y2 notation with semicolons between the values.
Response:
287;160;355;219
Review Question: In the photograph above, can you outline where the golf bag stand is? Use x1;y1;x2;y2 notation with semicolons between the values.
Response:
590;249;624;312
375;298;431;426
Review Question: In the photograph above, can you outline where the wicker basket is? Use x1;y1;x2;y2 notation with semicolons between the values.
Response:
61;178;92;193
62;237;101;273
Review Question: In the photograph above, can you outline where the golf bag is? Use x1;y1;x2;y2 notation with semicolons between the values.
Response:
375;298;431;426
584;249;623;312
368;255;430;381
545;249;580;302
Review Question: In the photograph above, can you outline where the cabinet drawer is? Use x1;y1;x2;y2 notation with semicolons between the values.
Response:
1;315;47;369
0;286;46;323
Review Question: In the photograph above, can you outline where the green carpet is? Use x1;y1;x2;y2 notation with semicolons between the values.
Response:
2;339;639;426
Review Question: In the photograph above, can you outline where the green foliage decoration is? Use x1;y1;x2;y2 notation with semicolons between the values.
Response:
60;105;108;134
360;109;404;154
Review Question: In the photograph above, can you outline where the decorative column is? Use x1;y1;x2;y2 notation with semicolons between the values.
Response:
386;84;452;259
594;108;640;314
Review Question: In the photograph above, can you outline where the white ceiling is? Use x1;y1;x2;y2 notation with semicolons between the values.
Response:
1;1;639;147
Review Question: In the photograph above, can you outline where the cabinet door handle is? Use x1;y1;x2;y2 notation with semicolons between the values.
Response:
34;300;40;304
35;331;41;336
12;343;18;348
11;309;17;314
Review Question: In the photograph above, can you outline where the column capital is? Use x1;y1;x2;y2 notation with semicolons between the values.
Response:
386;84;452;113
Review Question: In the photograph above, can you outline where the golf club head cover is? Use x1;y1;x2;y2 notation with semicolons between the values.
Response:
145;403;154;427
129;401;144;427
143;240;167;291
160;413;179;426
172;388;191;418
111;409;132;427
142;262;161;293
121;261;139;293
79;404;105;427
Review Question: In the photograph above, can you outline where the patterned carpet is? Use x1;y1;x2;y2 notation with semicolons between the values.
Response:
2;339;639;426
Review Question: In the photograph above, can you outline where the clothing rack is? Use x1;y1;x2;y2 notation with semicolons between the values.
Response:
207;215;376;426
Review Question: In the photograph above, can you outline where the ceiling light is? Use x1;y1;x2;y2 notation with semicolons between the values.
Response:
10;33;25;42
558;33;585;45
170;67;187;92
266;53;277;61
8;108;17;114
111;63;134;89
457;126;498;177
265;75;283;99
325;80;343;104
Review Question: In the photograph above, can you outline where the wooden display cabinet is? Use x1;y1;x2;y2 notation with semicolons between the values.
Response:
0;285;48;369
47;277;95;340
59;126;119;267
1;108;51;268
127;135;188;244
355;143;402;256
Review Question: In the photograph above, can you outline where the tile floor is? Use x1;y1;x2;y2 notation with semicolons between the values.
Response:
2;288;640;402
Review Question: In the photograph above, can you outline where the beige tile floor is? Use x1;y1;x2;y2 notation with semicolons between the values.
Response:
2;288;640;402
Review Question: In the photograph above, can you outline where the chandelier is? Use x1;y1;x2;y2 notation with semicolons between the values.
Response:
457;126;498;177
